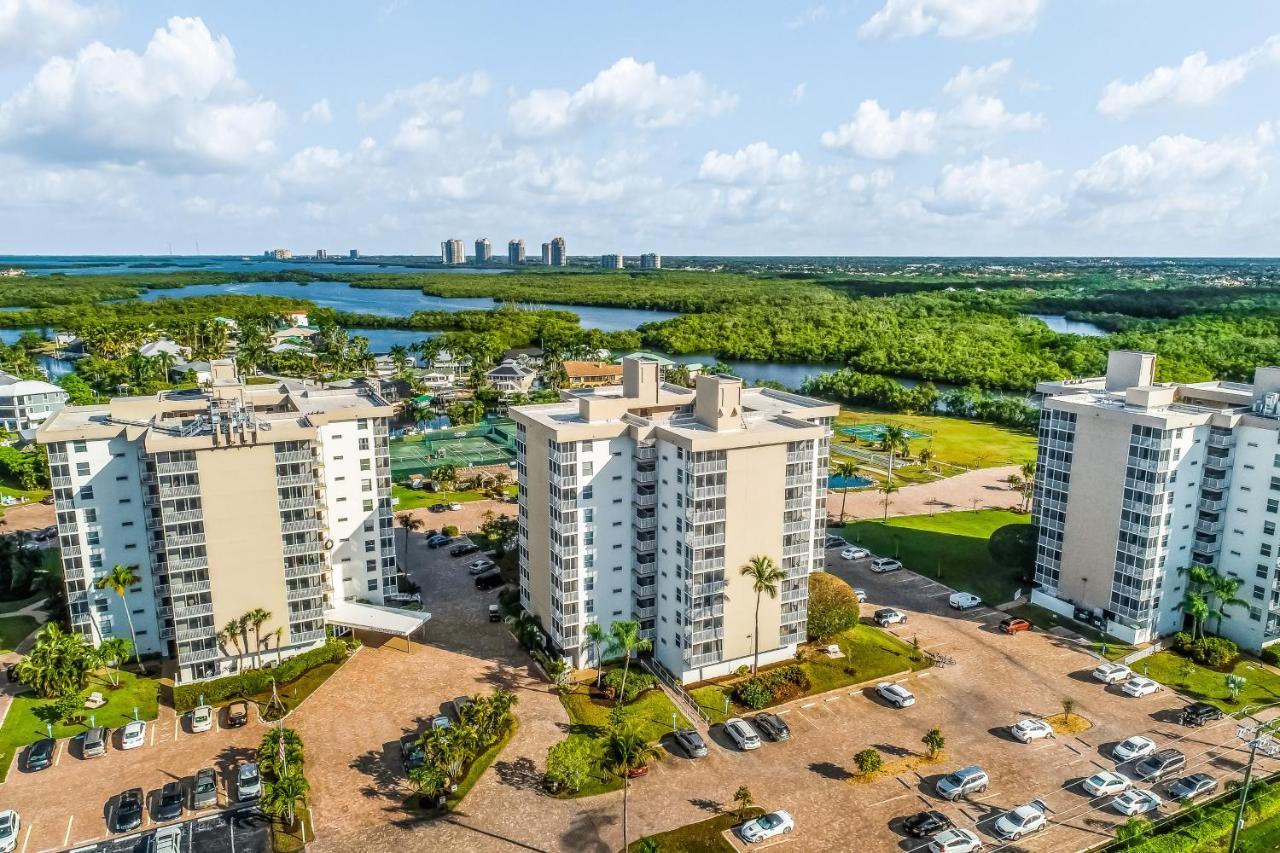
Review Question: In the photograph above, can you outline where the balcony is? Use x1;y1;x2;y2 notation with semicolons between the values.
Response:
163;509;204;525
690;626;723;644
285;562;325;580
290;607;325;623
634;469;657;485
784;496;812;512
634;445;657;461
176;625;214;643
1194;539;1223;555
690;580;727;597
165;533;206;549
692;485;727;501
685;531;725;549
1195;518;1225;536
281;518;322;534
690;460;727;475
51;475;73;489
634;579;656;596
688;508;726;525
292;627;327;643
173;602;214;620
633;515;657;531
690;603;724;620
47;451;68;464
781;586;807;603
786;450;811;464
633;562;656;578
274;450;313;464
1199;497;1226;513
632;492;656;508
286;586;323;603
278;497;317;512
781;607;808;623
780;630;806;645
60;544;82;558
783;518;812;535
1207;432;1236;449
167;556;209;573
551;472;579;489
688;651;722;668
276;474;314;489
691;557;722;574
782;542;811;559
549;449;578;466
178;646;219;663
156;460;199;475
550;517;578;537
159;483;201;500
283;540;322;557
550;495;578;513
169;579;211;597
633;538;656;554
1119;519;1158;537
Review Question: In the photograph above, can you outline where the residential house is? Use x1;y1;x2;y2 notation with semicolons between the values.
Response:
563;360;624;389
485;360;538;396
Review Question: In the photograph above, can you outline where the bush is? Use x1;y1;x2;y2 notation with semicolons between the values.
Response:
442;525;460;537
173;640;350;712
806;573;861;641
1171;632;1193;654
544;738;592;794
1262;646;1280;666
854;748;882;775
731;665;811;709
735;680;772;710
600;668;655;704
1197;637;1239;667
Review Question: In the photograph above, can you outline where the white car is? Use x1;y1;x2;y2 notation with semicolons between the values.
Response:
841;546;870;560
1113;789;1163;816
870;558;903;573
0;810;18;853
993;799;1048;841
876;682;916;708
1092;662;1132;684
738;810;794;843
447;502;463;511
853;588;867;603
1083;770;1132;797
948;592;981;610
467;558;497;575
1112;735;1157;763
190;705;214;733
928;828;983;853
1123;676;1161;697
1010;718;1053;743
121;720;146;750
724;717;761;750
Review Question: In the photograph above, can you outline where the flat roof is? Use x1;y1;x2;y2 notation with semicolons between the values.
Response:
324;600;431;636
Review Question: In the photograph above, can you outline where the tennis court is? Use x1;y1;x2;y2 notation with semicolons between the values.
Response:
838;423;929;442
390;420;517;478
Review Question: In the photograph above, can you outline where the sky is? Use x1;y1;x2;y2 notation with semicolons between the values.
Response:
1;0;1279;257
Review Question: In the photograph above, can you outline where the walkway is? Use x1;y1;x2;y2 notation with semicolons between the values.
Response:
826;464;1021;522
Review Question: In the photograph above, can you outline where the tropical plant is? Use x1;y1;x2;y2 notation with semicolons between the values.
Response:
854;748;882;775
1183;591;1211;642
1060;697;1075;721
603;724;661;850
733;784;755;819
409;763;450;805
246;608;273;669
922;728;945;760
740;556;784;674
1227;674;1247;702
259;726;306;778
34;691;83;728
878;480;899;522
274;626;284;667
396;512;423;570
95;636;133;688
94;564;146;672
544;737;592;794
608;620;652;707
833;461;859;521
584;621;606;687
1206;572;1248;634
261;766;310;827
918;447;934;469
16;623;95;698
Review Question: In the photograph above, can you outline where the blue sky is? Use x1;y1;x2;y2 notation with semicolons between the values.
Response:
1;0;1278;256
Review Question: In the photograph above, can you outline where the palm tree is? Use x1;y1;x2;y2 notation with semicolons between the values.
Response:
274;627;285;666
246;608;272;669
918;447;934;470
834;461;859;522
95;564;145;673
16;623;95;698
434;464;458;493
878;481;899;522
388;344;411;377
222;619;244;661
584;622;606;687
1206;573;1248;635
96;637;133;688
608;620;652;708
397;512;424;571
881;424;907;480
259;726;305;776
262;767;310;827
740;556;784;675
1183;591;1211;641
603;724;662;851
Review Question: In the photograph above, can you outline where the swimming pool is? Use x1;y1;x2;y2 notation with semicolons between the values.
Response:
828;474;874;489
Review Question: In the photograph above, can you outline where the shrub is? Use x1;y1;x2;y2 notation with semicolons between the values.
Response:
442;525;460;537
806;573;861;641
1262;646;1280;666
1189;637;1238;668
735;680;772;710
734;664;750;677
173;640;350;711
731;665;811;709
854;748;882;775
544;738;592;794
600;668;655;704
1171;631;1193;653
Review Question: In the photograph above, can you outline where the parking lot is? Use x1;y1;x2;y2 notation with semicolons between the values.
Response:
66;807;270;853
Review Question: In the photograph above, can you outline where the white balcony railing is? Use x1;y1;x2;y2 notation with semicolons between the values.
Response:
286;586;323;602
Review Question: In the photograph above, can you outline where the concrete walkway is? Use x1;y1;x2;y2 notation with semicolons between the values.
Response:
826;464;1022;522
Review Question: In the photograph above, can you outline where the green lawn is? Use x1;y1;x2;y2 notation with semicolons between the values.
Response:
392;484;515;510
1238;808;1280;852
844;510;1032;604
0;669;160;781
1140;650;1280;711
835;408;1036;472
689;625;927;723
247;660;345;721
0;592;44;614
0;615;39;653
628;807;765;853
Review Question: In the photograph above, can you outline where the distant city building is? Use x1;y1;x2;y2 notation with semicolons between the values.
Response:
541;242;552;265
0;372;68;433
315;249;327;260
600;254;624;269
508;239;525;265
640;253;661;269
441;239;466;266
270;249;293;260
474;238;492;265
550;236;568;267
349;249;359;259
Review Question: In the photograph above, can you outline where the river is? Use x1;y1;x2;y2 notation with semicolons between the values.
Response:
1027;314;1107;337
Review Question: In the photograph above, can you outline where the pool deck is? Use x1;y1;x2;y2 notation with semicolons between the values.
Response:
826;464;1021;521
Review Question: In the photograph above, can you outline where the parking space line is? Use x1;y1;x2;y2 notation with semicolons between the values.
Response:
63;816;74;847
17;823;30;853
150;721;156;747
54;738;65;766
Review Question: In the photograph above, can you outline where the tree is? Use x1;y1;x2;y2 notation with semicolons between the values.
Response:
262;767;309;828
246;608;273;669
409;763;450;806
922;728;945;760
833;461;859;522
918;447;934;470
854;748;882;776
396;512;424;571
603;724;661;851
1206;572;1248;635
805;573;861;642
15;623;95;698
544;738;592;794
34;691;83;729
740;555;784;675
274;627;285;667
95;636;133;688
1182;591;1211;642
1115;817;1153;842
1060;697;1075;722
1226;673;1247;702
608;620;652;708
94;564;146;673
584;621;606;687
434;464;458;493
878;481;899;522
259;726;306;778
733;784;755;819
222;619;244;661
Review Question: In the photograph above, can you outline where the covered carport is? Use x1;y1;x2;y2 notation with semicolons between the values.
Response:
324;600;431;652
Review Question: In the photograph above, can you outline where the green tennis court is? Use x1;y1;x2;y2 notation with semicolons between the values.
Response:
389;421;517;478
838;423;929;442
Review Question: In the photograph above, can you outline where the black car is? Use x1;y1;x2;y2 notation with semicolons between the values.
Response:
1181;702;1224;727
155;780;184;821
114;787;144;832
903;810;954;838
1168;772;1218;801
673;729;708;758
399;733;425;773
428;503;448;514
475;570;503;590
752;712;791;741
1135;748;1186;782
450;542;480;558
26;737;55;771
226;701;249;728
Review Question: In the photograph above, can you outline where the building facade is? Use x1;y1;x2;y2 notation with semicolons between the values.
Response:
563;360;624;389
1032;350;1280;652
38;362;400;683
512;357;834;683
508;239;525;265
640;253;661;269
550;237;567;267
474;238;492;264
600;254;623;269
0;372;69;433
441;239;466;265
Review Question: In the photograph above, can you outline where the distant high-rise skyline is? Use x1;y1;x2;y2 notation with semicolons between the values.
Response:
508;239;525;265
540;241;551;266
640;253;661;269
600;253;623;269
474;238;492;264
550;236;567;267
441;239;466;265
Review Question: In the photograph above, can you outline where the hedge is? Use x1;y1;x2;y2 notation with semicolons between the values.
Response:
732;665;810;710
173;640;350;711
1115;780;1280;852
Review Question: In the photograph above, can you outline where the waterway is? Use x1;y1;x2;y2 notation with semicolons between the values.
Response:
1027;314;1107;337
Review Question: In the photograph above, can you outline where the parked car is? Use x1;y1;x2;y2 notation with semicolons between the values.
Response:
1182;702;1225;727
467;558;497;575
1135;749;1186;782
999;617;1032;634
853;588;867;603
1167;773;1218;801
673;729;707;758
450;695;474;720
1113;789;1163;816
25;738;54;771
430;714;452;731
948;592;981;610
475;571;504;590
190;705;213;733
825;535;850;549
400;733;426;772
226;701;249;728
738;810;794;843
151;824;183;853
450;542;480;558
1010;719;1053;743
870;558;903;573
876;682;916;708
156;780;184;821
235;762;262;801
841;546;870;560
927;828;983;853
903;810;953;838
114;788;144;832
191;768;218;810
993;799;1048;841
935;766;989;800
724;717;761;750
0;811;18;853
752;712;790;741
1112;735;1157;762
428;504;448;514
1092;662;1132;684
488;603;501;622
121;720;146;750
874;607;906;627
83;726;107;758
427;534;454;549
1083;770;1132;797
447;502;463;511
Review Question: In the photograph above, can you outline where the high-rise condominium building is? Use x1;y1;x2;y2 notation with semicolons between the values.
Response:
541;242;551;266
349;249;359;259
441;239;466;265
316;249;327;260
475;238;492;264
1032;350;1280;652
512;357;835;683
640;253;661;269
600;254;623;269
550;237;567;267
508;239;525;265
37;362;419;683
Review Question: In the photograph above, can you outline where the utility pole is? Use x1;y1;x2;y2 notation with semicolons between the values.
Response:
1230;713;1280;853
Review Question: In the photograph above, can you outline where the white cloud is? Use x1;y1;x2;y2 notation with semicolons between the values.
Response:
1073;129;1269;201
0;0;102;65
508;57;736;136
1097;37;1279;118
923;156;1059;218
943;58;1014;96
0;16;280;172
847;167;894;203
791;82;807;104
820;99;939;160
947;95;1042;132
859;0;1044;40
358;73;490;152
699;142;804;184
302;98;333;125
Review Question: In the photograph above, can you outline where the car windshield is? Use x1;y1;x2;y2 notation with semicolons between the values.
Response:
758;815;780;829
0;816;11;832
241;768;259;784
943;773;963;786
196;777;215;793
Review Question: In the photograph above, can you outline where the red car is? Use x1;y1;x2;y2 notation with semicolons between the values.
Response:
627;764;650;778
999;617;1032;634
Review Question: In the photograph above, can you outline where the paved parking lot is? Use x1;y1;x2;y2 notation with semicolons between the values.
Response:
66;807;270;853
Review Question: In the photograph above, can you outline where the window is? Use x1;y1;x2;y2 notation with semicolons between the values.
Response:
1269;499;1279;514
583;531;594;545
366;559;376;572
1257;564;1270;579
582;461;594;476
1266;522;1276;536
86;531;100;545
79;486;94;499
362;499;374;512
359;438;370;451
72;440;87;453
583;508;594;523
364;521;374;532
84;508;96;523
582;486;593;499
360;458;371;471
76;462;90;476
362;479;372;492
368;579;378;591
358;418;368;429
1263;544;1273;557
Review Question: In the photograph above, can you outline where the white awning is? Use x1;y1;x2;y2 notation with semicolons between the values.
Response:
324;601;431;637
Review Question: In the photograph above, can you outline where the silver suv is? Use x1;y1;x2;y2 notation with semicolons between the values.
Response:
936;766;989;800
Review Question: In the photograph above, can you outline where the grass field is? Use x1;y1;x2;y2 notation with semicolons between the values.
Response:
844;510;1032;604
248;660;346;721
0;592;44;614
391;484;514;510
1238;808;1280;852
1140;650;1280;711
0;615;38;653
834;408;1036;472
628;807;765;853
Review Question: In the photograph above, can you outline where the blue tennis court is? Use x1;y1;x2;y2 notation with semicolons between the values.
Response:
839;424;928;442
